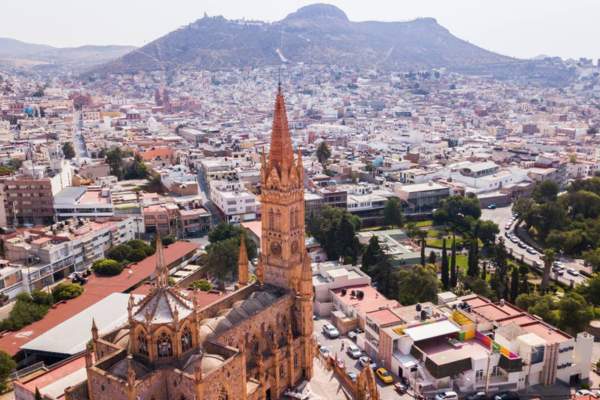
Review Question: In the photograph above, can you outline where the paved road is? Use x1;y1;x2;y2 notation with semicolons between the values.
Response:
72;110;88;158
196;169;222;227
313;319;412;399
482;206;587;286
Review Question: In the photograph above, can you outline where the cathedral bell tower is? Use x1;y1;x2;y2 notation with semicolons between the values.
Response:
258;84;306;291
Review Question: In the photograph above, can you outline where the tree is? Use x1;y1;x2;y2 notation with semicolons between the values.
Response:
394;266;439;304
533;180;559;204
362;236;383;272
370;254;395;298
208;223;257;259
441;239;449;290
0;351;15;392
105;147;124;179
309;207;361;262
123;154;149;180
316;141;331;165
433;195;481;234
463;275;493;298
450;236;458;288
383;198;403;228
420;236;426;267
52;282;84;302
583;248;600;272
510;267;520;302
128;248;148;262
481;261;487;281
477;220;499;247
205;238;239;284
518;264;531;295
0;293;51;331
62;142;75;159
161;235;176;246
428;251;437;265
558;292;594;334
541;249;555;293
92;259;123;276
512;197;535;227
467;239;479;277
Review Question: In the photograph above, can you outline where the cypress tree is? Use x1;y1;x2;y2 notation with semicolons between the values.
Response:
441;239;449;290
450;236;458;288
510;267;520;302
420;237;426;266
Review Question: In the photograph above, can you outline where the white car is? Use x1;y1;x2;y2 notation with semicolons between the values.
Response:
576;389;592;396
347;330;357;340
435;391;459;400
319;346;331;357
346;344;362;359
567;268;579;276
322;323;340;339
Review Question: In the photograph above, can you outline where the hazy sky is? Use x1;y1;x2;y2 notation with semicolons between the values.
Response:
1;0;597;60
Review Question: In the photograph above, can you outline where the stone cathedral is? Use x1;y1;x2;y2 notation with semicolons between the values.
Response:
67;87;315;400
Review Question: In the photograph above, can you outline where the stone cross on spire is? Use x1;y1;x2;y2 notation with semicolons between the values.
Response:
155;236;169;287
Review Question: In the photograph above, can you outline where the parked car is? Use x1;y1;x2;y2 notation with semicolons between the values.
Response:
488;204;497;209
283;388;310;400
346;370;357;382
575;389;592;396
435;391;459;400
394;382;408;394
347;330;357;340
466;392;487;400
322;323;340;339
346;344;362;359
359;356;372;368
319;346;331;357
567;268;579;276
375;368;393;384
494;391;520;400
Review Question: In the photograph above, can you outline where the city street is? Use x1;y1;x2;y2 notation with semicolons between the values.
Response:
313;319;412;400
482;206;588;286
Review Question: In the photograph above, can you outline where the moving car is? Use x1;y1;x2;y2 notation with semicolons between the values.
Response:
435;391;459;400
346;344;362;359
359;356;372;368
488;204;497;209
322;323;340;339
375;367;393;384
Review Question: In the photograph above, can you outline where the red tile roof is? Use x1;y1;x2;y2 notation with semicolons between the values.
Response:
0;241;198;356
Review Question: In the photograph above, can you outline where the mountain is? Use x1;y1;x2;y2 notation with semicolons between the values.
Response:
0;37;135;70
91;3;574;85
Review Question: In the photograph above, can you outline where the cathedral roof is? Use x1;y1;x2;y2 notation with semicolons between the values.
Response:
108;356;150;380
198;288;280;341
182;352;226;375
132;287;193;324
131;237;194;325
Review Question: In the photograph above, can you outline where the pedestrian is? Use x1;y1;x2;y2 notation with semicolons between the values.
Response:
341;340;345;351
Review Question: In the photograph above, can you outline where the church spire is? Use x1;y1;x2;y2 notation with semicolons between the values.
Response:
238;235;249;286
268;87;294;172
155;236;168;287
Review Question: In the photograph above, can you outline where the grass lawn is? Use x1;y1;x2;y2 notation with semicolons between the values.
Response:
415;220;433;228
426;236;465;249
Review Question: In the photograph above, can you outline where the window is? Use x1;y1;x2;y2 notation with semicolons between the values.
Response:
138;332;148;356
476;369;484;380
157;332;173;357
181;327;193;352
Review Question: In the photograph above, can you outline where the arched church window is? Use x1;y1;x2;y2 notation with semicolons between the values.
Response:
218;387;229;400
137;332;148;356
157;332;173;358
275;209;282;231
181;327;193;352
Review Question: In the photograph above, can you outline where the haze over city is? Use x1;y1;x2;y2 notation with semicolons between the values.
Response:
0;0;599;59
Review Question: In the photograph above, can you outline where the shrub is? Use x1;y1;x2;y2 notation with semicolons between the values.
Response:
31;290;54;306
162;235;176;246
190;279;212;291
92;259;123;276
128;248;147;262
0;350;15;392
0;294;50;331
106;244;132;262
52;283;84;302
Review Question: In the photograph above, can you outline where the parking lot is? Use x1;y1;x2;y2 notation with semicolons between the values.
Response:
314;318;413;399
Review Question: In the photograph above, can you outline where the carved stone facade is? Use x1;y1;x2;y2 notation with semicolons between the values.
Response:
67;87;314;400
